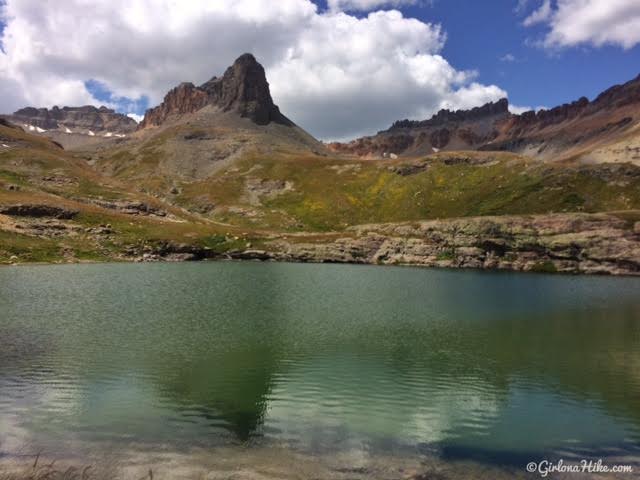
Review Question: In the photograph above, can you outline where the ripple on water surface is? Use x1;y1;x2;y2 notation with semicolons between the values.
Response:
0;262;639;467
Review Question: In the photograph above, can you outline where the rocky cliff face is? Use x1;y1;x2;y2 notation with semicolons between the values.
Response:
329;99;510;157
501;75;640;135
139;53;290;129
230;212;640;276
331;73;640;160
5;105;137;133
138;83;209;129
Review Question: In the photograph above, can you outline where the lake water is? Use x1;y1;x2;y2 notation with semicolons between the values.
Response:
1;262;639;478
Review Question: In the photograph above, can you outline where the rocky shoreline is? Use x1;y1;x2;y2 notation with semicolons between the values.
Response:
1;199;638;275
133;212;640;276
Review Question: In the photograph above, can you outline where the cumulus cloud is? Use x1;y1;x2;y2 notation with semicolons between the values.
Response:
327;0;417;12
522;0;551;26
0;0;507;140
127;113;144;123
508;104;547;115
523;0;640;49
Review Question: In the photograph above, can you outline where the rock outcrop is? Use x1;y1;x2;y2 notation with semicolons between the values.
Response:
138;83;209;129
4;106;137;133
233;212;640;276
139;53;290;129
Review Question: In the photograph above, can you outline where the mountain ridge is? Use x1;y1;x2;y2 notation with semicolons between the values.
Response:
1;55;640;273
2;105;136;134
329;73;640;162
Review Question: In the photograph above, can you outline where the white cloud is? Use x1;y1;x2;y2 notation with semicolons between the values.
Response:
438;82;507;111
509;104;532;115
522;0;551;26
0;0;508;141
523;0;640;49
500;53;516;62
327;0;417;12
508;104;547;114
127;113;144;123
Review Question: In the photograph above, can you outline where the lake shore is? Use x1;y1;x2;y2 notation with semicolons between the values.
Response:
3;446;638;480
3;211;639;276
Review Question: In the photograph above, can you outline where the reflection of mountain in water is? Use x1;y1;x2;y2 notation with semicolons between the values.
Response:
0;263;639;462
159;346;277;442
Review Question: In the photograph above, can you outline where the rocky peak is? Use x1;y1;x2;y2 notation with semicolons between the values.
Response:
200;53;284;125
139;53;290;129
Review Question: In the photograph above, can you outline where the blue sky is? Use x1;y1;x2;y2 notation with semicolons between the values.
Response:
84;79;150;116
315;0;640;110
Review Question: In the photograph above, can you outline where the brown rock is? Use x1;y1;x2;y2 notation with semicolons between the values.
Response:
138;53;291;129
138;82;209;129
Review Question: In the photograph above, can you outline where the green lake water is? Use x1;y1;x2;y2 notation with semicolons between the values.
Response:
0;262;639;471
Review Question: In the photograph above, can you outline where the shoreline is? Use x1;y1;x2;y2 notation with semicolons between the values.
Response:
2;211;639;276
3;445;638;480
3;255;640;278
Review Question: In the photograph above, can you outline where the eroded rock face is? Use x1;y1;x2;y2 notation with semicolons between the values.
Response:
329;99;509;157
4;106;137;133
139;53;290;128
430;128;450;149
200;53;286;125
231;212;640;276
331;73;640;159
138;83;209;129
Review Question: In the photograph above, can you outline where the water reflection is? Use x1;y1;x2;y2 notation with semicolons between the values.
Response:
0;262;639;466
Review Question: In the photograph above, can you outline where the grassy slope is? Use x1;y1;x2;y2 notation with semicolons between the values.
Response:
171;150;640;232
3;121;640;263
0;124;255;264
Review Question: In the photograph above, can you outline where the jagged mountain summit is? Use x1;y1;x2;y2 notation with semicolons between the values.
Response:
139;53;291;129
330;73;640;164
93;54;323;182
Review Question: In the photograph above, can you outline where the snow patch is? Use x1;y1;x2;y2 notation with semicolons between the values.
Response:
115;133;126;138
28;125;35;131
35;126;46;133
432;147;440;153
88;130;95;136
64;126;72;134
1;144;9;148
104;132;113;137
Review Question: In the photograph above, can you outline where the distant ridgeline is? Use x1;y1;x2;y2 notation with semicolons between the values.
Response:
3;105;137;135
329;73;640;161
